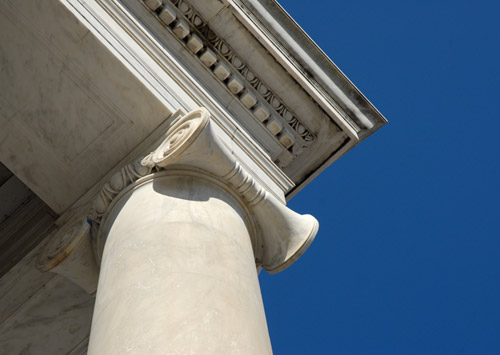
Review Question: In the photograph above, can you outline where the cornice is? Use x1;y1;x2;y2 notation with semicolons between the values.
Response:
63;0;294;195
231;0;388;139
59;0;385;202
142;0;316;156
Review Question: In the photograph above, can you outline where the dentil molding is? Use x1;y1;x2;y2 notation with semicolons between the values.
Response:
143;0;316;155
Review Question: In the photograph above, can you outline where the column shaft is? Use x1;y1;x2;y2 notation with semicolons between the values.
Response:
88;171;272;354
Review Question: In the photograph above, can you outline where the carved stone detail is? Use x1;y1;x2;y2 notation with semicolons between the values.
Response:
87;159;153;263
138;108;318;272
36;217;99;294
40;108;318;283
222;162;267;207
88;159;152;223
140;109;268;209
142;0;316;156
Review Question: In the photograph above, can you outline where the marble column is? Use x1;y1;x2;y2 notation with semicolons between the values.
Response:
38;108;319;354
88;170;272;354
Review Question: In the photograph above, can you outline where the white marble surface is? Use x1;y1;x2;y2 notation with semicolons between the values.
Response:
136;109;319;272
0;0;388;352
84;109;320;353
0;243;94;355
0;244;54;325
0;0;169;213
37;218;99;295
0;276;94;355
89;173;272;354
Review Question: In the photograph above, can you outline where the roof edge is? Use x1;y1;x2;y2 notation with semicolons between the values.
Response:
230;0;387;140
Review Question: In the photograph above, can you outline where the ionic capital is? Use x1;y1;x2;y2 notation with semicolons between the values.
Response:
37;108;319;292
137;108;318;273
36;217;99;294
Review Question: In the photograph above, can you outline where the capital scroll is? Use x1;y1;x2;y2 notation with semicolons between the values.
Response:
139;108;319;273
37;108;319;292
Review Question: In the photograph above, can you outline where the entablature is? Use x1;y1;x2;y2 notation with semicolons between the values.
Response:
119;0;386;196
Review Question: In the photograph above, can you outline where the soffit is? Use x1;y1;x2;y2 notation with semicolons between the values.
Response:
0;163;57;278
0;0;170;213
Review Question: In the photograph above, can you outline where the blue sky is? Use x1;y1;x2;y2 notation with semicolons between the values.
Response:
259;1;500;354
